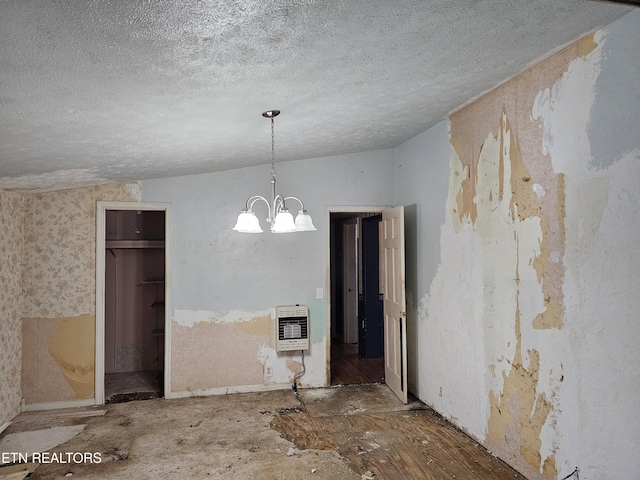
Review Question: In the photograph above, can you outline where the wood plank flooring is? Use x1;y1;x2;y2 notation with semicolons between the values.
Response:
322;410;525;479
331;342;384;385
272;384;528;480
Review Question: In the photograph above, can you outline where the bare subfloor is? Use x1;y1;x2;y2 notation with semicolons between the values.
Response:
0;385;527;479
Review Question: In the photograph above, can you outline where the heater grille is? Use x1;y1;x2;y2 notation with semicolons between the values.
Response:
276;305;309;352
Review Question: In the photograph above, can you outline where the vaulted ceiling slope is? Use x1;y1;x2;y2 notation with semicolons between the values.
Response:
0;0;632;192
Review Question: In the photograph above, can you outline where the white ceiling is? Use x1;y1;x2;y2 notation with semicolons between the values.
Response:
0;0;632;192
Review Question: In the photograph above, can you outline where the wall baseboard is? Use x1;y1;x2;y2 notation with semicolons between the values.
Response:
22;398;96;412
21;384;293;409
169;383;290;399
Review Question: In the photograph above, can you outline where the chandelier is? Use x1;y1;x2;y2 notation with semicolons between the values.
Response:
233;110;316;233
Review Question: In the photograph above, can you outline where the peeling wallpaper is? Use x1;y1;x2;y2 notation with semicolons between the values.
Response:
533;11;640;478
172;316;271;392
171;308;326;394
171;309;278;392
15;148;393;407
4;10;637;478
474;111;560;477
424;41;577;479
21;183;140;404
0;190;24;424
394;11;640;480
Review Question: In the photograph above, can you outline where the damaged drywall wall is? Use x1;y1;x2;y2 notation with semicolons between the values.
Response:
172;308;323;394
532;10;640;478
22;314;95;402
172;310;272;392
446;106;563;479
48;315;96;399
22;318;71;403
411;28;591;480
0;189;24;424
394;11;640;480
21;183;141;405
475;110;557;476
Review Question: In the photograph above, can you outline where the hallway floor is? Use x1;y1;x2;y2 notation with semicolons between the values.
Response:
0;385;526;479
331;342;384;386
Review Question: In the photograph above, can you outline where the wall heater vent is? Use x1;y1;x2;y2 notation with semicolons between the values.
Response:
276;305;309;352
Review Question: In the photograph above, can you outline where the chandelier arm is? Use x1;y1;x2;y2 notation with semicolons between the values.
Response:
246;195;270;211
247;195;276;225
234;110;314;233
283;196;306;211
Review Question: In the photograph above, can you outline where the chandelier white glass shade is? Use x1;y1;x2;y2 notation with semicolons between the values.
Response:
233;110;316;234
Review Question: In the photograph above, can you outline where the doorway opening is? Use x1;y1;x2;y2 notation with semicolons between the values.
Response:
96;203;170;404
329;211;385;386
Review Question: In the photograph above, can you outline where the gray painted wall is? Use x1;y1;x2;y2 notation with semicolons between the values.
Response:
540;10;640;478
589;10;640;169
392;120;451;395
140;149;394;388
392;10;640;479
141;149;394;313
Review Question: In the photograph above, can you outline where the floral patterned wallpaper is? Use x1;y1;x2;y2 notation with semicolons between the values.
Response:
22;183;140;319
0;190;24;425
20;183;140;405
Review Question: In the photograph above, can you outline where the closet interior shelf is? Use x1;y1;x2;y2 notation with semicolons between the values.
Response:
138;279;165;286
106;240;165;249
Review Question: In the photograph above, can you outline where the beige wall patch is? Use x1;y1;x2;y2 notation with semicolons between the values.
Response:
48;314;96;399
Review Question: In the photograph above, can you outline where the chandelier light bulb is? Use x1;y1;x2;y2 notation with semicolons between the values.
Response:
233;110;315;234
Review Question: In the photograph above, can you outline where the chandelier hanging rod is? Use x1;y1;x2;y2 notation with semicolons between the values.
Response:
232;110;316;234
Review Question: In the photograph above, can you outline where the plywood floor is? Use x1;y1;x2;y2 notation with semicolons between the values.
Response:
2;390;357;480
273;384;528;480
1;385;528;479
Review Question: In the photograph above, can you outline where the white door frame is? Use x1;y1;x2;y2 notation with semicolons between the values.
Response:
95;201;172;404
325;205;390;386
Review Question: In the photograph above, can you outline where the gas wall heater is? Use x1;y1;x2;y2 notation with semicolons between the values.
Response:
276;305;309;352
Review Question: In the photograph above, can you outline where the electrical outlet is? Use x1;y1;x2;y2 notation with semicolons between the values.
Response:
264;365;273;377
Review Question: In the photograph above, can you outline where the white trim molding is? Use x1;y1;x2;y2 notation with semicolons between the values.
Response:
22;398;96;412
95;201;172;404
170;382;290;399
324;205;391;387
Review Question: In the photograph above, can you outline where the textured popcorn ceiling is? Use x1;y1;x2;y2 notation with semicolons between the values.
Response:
0;0;631;192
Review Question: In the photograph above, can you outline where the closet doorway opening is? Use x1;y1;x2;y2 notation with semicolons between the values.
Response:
329;210;385;386
95;202;171;404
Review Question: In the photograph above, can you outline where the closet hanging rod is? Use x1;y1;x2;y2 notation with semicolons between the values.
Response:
105;240;165;249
